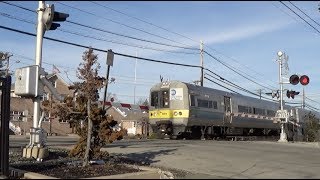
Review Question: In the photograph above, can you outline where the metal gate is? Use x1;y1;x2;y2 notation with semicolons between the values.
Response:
0;76;11;177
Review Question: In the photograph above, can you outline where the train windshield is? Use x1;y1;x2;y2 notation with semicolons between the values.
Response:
150;90;170;108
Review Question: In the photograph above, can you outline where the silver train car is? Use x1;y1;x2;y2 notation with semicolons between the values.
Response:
149;80;319;140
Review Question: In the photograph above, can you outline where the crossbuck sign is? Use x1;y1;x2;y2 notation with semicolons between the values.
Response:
275;110;290;122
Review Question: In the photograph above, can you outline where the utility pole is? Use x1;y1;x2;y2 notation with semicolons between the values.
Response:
200;40;204;87
302;87;305;109
134;50;137;104
276;51;288;143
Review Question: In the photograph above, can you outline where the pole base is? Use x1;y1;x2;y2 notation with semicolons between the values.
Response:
22;146;49;160
278;132;288;143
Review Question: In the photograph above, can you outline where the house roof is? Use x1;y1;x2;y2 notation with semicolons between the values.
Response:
46;73;71;87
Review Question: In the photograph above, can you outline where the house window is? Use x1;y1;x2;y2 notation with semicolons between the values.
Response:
10;111;23;121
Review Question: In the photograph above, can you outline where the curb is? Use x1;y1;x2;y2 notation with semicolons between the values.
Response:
10;165;163;179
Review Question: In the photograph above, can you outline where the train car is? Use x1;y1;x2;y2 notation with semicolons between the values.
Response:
149;80;319;140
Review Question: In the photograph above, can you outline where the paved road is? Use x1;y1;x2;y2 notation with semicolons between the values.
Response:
103;139;320;179
9;135;320;179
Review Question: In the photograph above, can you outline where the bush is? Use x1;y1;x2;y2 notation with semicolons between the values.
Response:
303;112;320;142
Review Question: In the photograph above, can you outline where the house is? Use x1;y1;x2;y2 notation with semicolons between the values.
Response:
9;72;151;137
100;102;152;137
9;73;75;135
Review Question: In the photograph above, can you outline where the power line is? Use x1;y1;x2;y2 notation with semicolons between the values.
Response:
279;1;320;34
205;72;262;98
204;77;240;95
1;1;198;51
0;12;197;55
204;47;278;90
56;2;197;49
89;1;198;46
4;1;278;92
66;20;198;51
1;1;34;13
0;25;202;68
204;51;274;91
288;1;320;28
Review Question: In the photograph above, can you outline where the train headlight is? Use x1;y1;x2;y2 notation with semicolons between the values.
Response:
174;112;178;116
179;112;182;115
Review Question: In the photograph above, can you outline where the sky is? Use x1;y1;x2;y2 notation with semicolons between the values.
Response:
0;1;319;110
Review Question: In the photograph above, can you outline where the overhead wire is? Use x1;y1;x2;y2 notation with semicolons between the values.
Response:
89;1;197;47
2;1;281;94
3;2;312;105
1;1;199;52
204;51;274;91
279;1;320;34
56;2;197;49
288;1;320;28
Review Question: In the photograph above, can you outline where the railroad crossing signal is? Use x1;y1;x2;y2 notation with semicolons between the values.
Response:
275;109;289;122
43;4;69;31
286;90;299;99
299;75;309;86
289;74;309;86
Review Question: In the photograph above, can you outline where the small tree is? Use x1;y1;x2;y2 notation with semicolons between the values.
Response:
303;112;320;142
136;97;149;106
44;48;126;167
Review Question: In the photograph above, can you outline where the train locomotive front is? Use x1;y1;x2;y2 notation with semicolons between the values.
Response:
149;81;190;138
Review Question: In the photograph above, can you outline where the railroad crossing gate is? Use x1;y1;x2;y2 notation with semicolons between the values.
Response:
0;76;11;177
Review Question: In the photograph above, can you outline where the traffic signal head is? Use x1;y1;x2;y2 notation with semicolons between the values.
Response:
43;4;69;31
289;74;300;85
299;75;309;86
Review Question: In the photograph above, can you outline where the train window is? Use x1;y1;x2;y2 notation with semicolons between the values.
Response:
151;91;159;107
267;110;276;116
161;90;170;108
253;108;265;115
197;99;217;109
190;95;195;106
198;99;208;108
212;101;218;109
238;105;252;113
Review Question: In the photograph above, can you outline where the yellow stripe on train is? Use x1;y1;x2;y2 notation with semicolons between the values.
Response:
149;110;189;119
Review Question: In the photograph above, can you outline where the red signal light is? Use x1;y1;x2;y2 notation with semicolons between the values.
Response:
289;74;300;85
299;75;309;86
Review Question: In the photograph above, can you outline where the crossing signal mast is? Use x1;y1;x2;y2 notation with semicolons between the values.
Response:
19;1;69;161
276;51;311;143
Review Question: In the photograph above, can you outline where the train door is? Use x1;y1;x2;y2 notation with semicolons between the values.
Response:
224;96;232;113
223;96;232;134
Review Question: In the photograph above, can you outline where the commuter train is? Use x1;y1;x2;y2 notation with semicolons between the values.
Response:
149;80;320;140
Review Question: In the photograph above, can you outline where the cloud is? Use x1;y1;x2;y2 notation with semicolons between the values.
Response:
198;20;293;45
